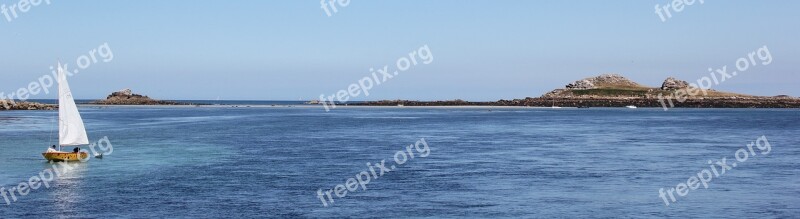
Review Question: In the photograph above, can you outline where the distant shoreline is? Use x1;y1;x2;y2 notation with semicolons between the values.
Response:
4;103;800;111
3;98;800;111
348;97;800;108
76;104;800;109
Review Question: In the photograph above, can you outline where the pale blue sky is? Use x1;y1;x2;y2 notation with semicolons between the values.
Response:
1;0;797;100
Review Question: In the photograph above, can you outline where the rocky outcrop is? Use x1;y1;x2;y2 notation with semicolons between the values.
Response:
660;77;690;90
354;96;800;108
354;73;800;108
91;89;187;105
542;74;746;99
113;88;134;96
0;100;55;110
565;79;595;90
565;74;643;90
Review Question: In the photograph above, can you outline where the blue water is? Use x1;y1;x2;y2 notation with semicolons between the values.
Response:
0;107;798;218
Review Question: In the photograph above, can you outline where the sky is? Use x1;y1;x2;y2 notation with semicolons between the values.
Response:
0;0;798;101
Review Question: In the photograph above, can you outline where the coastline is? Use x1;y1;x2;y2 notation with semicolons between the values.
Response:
0;101;55;111
4;101;800;111
348;97;800;108
70;104;800;110
5;96;800;111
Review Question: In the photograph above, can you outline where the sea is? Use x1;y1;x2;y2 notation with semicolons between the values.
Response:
0;102;798;218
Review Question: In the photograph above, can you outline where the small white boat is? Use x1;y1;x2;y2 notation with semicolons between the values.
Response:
625;105;638;109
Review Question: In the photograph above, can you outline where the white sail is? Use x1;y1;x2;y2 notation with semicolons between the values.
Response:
58;62;89;146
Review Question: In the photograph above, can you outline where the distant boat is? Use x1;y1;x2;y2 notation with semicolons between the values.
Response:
397;104;405;107
625;105;638;109
42;63;90;162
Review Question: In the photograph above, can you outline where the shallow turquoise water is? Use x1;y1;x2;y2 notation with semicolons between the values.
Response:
0;107;798;218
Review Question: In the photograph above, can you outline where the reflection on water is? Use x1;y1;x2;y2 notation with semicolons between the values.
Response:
44;162;88;218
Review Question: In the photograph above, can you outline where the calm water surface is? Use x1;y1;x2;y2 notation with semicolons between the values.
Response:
1;106;798;218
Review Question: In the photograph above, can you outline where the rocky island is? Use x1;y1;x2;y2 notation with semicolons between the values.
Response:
353;74;800;108
91;89;189;105
0;100;55;111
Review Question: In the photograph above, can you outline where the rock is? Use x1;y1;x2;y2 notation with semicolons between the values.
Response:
566;80;595;90
91;89;186;105
661;77;690;90
353;73;800;108
0;100;55;111
542;89;567;98
113;88;134;96
565;74;641;90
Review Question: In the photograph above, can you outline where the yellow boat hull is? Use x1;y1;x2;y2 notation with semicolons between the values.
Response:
42;152;89;162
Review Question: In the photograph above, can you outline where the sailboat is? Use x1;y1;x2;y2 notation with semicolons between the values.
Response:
42;63;90;162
